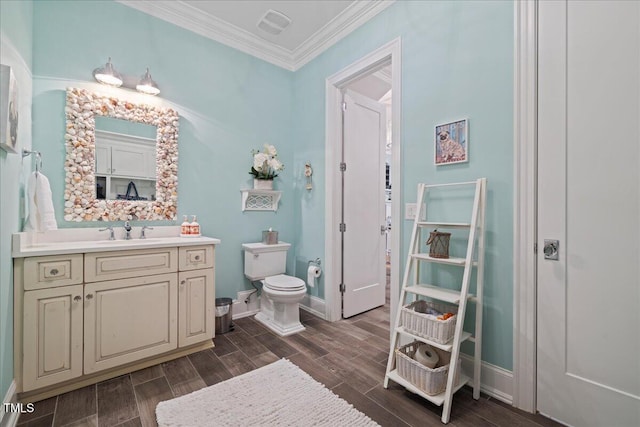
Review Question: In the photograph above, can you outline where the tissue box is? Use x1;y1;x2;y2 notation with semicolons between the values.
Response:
262;230;278;245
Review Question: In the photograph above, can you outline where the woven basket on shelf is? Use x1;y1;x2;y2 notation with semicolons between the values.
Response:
395;341;461;395
401;300;457;344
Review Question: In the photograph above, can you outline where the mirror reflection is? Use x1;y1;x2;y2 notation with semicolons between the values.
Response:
94;117;157;201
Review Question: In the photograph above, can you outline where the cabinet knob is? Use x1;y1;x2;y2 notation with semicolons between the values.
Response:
73;295;82;302
50;268;59;276
86;294;94;300
180;280;186;286
195;255;201;261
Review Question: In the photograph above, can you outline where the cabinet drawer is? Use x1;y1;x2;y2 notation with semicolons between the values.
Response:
84;248;177;283
24;254;83;290
178;245;214;271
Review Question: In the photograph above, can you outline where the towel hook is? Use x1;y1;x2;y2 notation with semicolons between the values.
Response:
22;149;43;174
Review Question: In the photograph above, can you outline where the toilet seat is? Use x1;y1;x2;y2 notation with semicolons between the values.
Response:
264;274;306;292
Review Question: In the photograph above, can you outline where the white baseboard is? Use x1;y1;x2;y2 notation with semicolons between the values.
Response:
231;290;260;320
460;354;513;404
300;295;327;320
0;380;18;427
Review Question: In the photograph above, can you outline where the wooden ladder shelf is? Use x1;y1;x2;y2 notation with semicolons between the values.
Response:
384;179;487;424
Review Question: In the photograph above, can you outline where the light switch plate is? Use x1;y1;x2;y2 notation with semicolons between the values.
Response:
405;203;426;220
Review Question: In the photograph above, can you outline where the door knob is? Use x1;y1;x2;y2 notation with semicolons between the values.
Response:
543;239;559;260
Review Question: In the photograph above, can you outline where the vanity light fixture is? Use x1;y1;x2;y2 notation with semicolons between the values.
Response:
92;57;123;87
136;68;160;96
92;59;161;96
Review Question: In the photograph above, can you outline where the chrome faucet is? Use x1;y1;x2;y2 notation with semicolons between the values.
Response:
123;221;132;240
99;226;115;241
140;225;154;239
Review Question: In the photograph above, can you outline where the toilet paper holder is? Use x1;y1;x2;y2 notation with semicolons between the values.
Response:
308;258;321;267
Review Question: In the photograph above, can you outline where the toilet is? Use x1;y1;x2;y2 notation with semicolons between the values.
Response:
242;242;307;336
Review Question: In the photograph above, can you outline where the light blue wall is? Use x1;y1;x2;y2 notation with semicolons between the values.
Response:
0;0;33;403
2;1;516;391
292;1;514;369
31;0;295;299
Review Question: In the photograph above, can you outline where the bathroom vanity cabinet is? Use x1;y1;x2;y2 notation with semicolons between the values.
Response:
13;235;218;401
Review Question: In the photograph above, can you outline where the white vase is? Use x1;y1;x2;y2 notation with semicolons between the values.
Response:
253;179;273;190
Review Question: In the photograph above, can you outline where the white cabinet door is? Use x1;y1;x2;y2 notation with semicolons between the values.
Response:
95;144;110;175
145;147;157;179
84;273;177;374
178;269;214;347
23;285;83;391
110;144;148;177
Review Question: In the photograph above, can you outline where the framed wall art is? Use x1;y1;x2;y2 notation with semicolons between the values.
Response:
435;118;467;165
0;64;19;153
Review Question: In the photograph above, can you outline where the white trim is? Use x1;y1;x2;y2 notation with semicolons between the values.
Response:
512;0;538;413
0;380;18;427
300;295;327;320
116;1;395;71
231;308;260;320
292;1;396;70
324;38;402;323
117;0;294;70
460;354;513;405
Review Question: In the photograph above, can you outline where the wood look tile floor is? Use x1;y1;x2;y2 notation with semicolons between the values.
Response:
17;306;558;427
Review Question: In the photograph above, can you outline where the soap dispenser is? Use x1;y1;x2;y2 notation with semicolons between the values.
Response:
181;215;190;237
190;215;201;237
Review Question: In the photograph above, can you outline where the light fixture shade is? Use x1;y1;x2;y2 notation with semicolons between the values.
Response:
136;68;160;95
93;57;123;87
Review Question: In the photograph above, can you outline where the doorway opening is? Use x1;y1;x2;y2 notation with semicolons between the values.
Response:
324;38;402;328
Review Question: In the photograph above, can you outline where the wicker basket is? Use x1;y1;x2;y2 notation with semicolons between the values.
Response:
396;341;461;395
401;300;457;344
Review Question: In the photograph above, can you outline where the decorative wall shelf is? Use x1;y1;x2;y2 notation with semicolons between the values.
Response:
241;189;282;212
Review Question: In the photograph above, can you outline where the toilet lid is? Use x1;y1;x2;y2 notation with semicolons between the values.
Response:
264;274;306;291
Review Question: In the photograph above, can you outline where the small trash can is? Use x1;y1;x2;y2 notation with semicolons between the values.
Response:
215;297;234;334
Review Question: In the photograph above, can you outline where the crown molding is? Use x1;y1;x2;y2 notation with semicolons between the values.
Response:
117;0;295;70
117;0;396;71
292;0;395;70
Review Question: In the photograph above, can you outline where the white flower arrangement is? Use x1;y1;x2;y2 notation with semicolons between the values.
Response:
249;144;284;180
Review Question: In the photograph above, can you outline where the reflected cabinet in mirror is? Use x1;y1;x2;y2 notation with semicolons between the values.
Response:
64;88;178;221
95;117;157;201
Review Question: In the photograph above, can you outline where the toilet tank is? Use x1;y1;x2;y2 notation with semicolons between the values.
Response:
242;242;291;281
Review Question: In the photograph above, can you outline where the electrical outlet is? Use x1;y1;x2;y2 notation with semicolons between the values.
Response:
405;203;426;220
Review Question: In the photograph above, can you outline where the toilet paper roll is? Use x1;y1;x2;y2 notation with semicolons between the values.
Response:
307;265;321;288
415;344;439;369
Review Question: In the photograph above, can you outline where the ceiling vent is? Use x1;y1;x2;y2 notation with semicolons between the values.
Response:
257;9;292;36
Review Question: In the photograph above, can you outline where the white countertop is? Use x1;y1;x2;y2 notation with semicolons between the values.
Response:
12;226;221;257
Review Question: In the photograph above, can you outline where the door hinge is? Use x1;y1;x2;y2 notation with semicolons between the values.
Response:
339;223;346;232
534;242;538;254
340;162;346;172
342;101;347;112
339;283;346;293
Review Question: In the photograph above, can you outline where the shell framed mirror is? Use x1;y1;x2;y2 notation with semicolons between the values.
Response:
64;87;179;221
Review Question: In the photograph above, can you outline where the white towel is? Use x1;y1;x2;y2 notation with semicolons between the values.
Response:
25;171;58;232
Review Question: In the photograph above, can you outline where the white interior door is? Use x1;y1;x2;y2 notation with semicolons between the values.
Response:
537;2;640;426
342;89;386;318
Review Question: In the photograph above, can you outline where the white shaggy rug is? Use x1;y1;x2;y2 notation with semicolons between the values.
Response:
156;359;379;427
